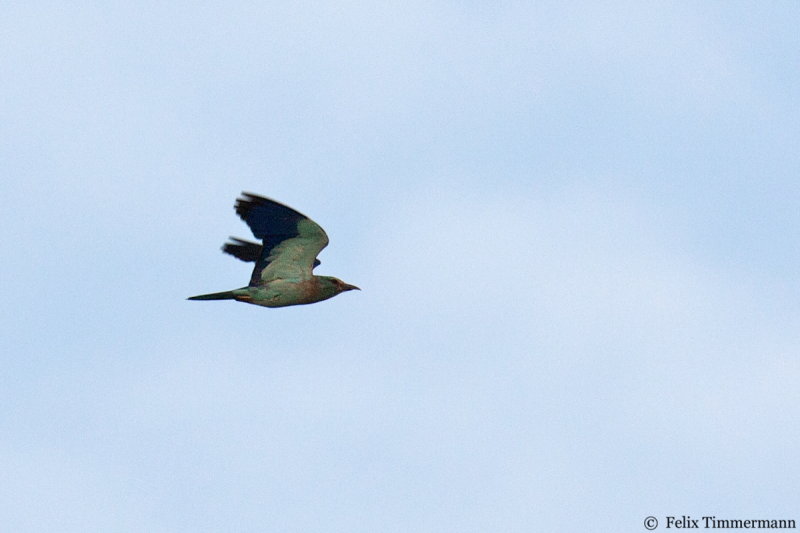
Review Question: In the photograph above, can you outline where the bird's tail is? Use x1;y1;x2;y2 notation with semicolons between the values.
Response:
187;290;237;301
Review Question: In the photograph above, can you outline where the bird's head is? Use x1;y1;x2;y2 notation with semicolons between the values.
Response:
319;276;361;295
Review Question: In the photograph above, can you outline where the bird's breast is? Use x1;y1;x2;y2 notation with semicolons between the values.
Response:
252;278;328;307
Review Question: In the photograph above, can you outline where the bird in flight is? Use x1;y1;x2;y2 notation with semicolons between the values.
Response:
188;193;360;308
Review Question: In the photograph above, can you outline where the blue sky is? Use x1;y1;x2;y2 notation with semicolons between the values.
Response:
2;2;799;531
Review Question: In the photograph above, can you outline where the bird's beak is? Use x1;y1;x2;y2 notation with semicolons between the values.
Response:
343;283;360;291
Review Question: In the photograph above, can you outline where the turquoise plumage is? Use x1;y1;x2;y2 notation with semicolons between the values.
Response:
188;193;359;308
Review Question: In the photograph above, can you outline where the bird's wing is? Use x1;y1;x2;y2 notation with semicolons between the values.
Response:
234;193;329;285
222;236;321;268
222;237;262;262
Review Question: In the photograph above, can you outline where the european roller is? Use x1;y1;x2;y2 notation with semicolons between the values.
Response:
188;193;360;307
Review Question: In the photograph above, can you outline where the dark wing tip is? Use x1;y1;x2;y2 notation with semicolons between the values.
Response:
234;192;265;220
221;237;262;262
233;192;312;240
